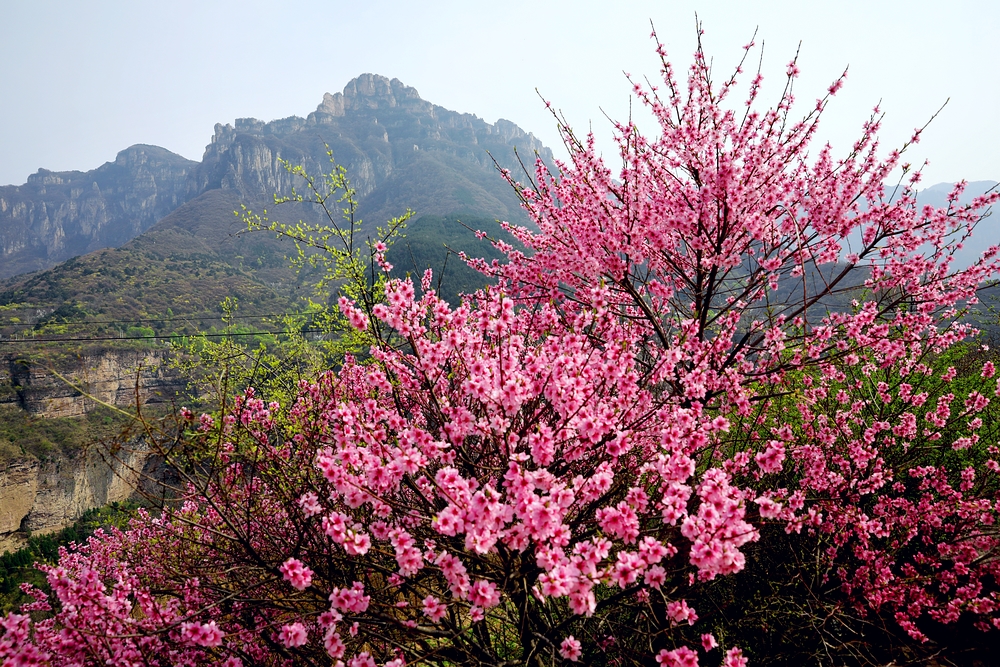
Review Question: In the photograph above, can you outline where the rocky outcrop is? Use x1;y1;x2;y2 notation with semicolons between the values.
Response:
0;460;37;539
194;73;553;225
0;348;183;552
0;145;197;279
1;348;185;418
316;75;430;117
0;438;150;552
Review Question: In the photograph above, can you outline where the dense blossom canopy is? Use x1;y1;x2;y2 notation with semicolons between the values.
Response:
3;30;1000;667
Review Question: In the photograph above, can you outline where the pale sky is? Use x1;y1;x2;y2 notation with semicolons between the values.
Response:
1;0;998;187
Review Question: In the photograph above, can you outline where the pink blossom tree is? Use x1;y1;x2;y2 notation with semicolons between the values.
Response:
4;28;1000;667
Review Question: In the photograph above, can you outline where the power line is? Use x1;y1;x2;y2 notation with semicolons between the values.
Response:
0;329;329;344
1;313;319;328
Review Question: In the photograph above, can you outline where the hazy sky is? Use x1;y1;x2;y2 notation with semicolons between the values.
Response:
2;0;998;187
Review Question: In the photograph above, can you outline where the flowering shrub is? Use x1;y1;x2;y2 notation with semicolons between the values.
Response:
4;29;1000;666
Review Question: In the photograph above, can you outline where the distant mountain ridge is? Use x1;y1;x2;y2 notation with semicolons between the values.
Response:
0;73;554;280
0;146;196;278
1;75;997;325
896;180;1000;269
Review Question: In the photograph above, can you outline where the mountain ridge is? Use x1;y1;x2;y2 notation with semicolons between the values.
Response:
0;73;553;281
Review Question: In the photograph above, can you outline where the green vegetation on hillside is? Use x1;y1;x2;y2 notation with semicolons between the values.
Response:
0;404;131;463
386;213;518;303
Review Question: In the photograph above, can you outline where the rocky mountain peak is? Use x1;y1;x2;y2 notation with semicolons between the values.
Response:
25;169;70;186
1;75;554;280
113;144;178;168
315;73;428;117
0;146;196;278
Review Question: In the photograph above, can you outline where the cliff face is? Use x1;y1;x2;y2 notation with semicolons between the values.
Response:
1;348;184;418
0;439;150;552
0;145;197;279
0;348;185;552
0;459;36;543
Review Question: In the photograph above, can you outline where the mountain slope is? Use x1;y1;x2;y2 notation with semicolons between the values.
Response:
0;189;291;335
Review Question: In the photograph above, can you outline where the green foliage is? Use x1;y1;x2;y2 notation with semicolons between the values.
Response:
124;325;155;339
33;303;87;329
386;214;517;304
0;190;297;347
240;150;411;357
172;155;421;410
168;297;327;408
0;405;129;463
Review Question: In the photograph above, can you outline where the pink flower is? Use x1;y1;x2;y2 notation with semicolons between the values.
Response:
644;565;667;590
348;653;377;667
666;599;698;626
595;502;640;543
755;496;783;519
559;635;582;662
755;441;785;474
338;296;370;331
701;633;718;651
469;579;501;609
422;596;448;622
279;622;308;648
324;629;345;658
330;582;370;613
656;646;699;666
279;557;313;591
181;620;224;647
318;611;341;628
723;647;748;667
298;492;323;517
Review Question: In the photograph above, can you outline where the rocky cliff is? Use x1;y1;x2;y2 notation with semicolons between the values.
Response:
0;438;150;552
1;348;185;418
0;145;197;279
0;348;185;551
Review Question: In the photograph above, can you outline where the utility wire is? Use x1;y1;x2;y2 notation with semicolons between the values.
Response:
0;329;328;344
1;313;318;328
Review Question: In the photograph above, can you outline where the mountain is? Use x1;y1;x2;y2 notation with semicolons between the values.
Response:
911;180;999;208
905;180;1000;269
0;146;197;279
0;74;552;283
193;74;551;229
3;73;997;340
0;74;550;352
